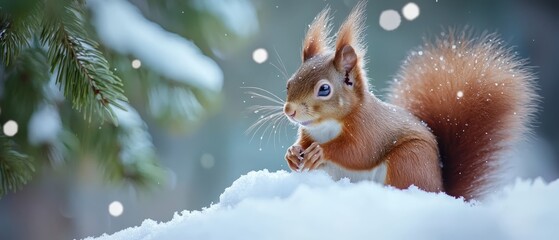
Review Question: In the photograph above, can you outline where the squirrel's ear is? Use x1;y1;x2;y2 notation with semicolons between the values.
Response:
334;1;366;72
335;44;357;72
302;7;332;62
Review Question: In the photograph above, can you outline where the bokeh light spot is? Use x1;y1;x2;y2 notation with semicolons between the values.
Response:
402;3;420;21
379;10;401;31
252;48;268;64
3;120;18;137
200;153;215;169
131;59;142;69
108;201;123;217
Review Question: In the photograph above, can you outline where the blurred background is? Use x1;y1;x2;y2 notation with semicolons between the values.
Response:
0;0;558;239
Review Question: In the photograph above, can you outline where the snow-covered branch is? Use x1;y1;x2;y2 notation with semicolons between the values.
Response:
88;0;223;92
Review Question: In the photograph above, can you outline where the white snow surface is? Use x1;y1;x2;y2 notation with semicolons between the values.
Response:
86;169;559;240
88;0;223;92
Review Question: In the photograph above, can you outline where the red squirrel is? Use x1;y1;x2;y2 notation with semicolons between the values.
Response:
283;2;537;199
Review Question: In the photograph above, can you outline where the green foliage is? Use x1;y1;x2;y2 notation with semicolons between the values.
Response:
74;106;165;188
0;0;148;198
145;77;222;133
1;42;48;122
0;0;230;198
143;0;251;54
0;10;36;65
0;45;48;183
108;49;222;134
40;2;126;124
0;136;34;196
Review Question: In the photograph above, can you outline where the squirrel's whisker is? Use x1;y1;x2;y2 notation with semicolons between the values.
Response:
279;116;293;146
247;105;283;113
242;86;285;104
246;111;284;143
244;91;285;105
270;62;289;80
267;111;286;149
245;110;283;135
261;113;283;148
256;113;285;149
273;47;289;78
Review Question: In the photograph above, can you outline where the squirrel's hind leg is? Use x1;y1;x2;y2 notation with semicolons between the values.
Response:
384;139;443;192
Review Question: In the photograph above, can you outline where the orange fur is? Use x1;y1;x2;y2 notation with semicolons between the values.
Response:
302;7;333;61
334;1;367;63
284;3;537;200
389;32;537;199
334;1;368;97
384;138;442;192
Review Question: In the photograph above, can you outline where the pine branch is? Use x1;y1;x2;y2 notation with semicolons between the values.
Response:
0;10;36;66
95;131;164;188
0;136;34;197
143;74;221;133
91;103;164;188
40;2;127;124
2;41;49;120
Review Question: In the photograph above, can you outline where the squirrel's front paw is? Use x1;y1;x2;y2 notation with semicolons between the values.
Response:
285;145;304;171
299;142;324;171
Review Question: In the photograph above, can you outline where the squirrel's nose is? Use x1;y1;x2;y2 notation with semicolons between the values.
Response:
284;104;296;118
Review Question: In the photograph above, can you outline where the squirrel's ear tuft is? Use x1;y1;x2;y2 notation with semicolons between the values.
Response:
302;7;333;62
334;1;367;71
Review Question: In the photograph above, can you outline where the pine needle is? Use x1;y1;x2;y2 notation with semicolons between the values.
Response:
40;3;127;124
0;136;34;198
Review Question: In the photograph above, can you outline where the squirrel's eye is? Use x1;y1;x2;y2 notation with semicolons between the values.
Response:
317;84;331;97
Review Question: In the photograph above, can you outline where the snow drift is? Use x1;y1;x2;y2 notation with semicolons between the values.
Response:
86;170;559;240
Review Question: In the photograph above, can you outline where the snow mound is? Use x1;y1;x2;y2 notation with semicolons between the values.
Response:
86;170;559;240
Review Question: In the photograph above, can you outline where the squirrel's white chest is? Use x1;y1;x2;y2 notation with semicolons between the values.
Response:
320;161;387;184
304;120;342;144
303;120;386;183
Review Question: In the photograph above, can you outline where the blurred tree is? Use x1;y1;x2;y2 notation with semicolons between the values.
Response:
0;0;252;197
0;0;152;197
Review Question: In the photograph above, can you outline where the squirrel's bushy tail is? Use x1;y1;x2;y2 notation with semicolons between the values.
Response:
389;31;538;199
